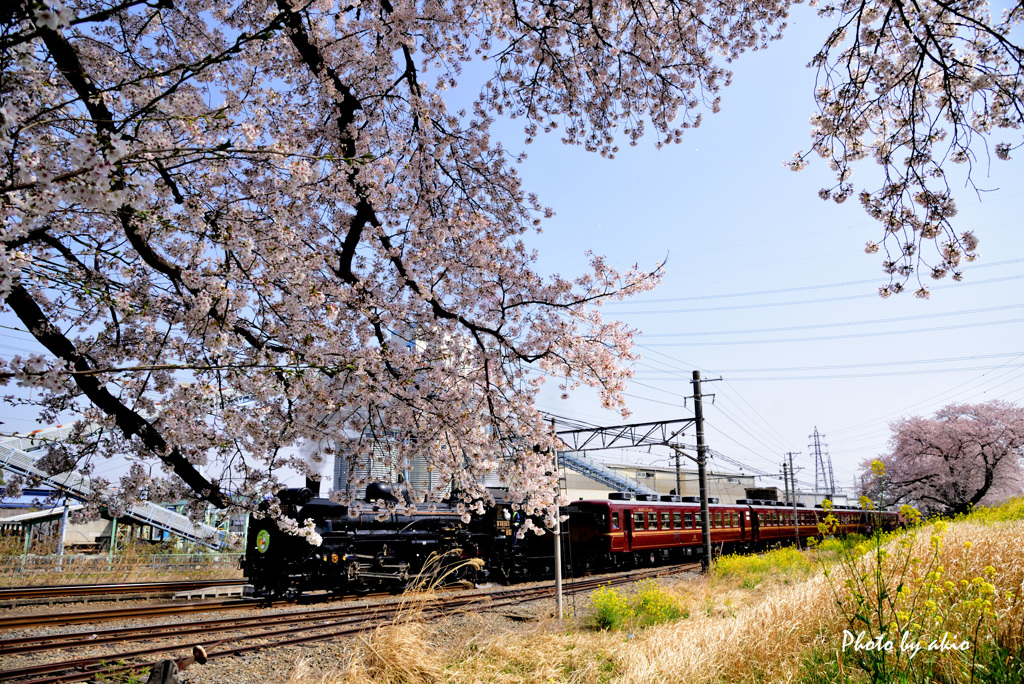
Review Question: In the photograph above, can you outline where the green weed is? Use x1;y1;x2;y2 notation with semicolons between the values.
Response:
589;580;684;631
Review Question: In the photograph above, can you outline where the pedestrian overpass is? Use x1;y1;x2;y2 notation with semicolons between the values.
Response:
0;426;227;549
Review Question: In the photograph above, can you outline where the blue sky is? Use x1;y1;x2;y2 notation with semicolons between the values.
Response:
516;7;1024;495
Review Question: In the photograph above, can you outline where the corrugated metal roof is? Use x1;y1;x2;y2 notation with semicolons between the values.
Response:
0;505;84;524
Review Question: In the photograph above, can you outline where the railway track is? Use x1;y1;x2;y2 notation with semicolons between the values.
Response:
0;597;252;631
0;563;699;684
0;579;246;602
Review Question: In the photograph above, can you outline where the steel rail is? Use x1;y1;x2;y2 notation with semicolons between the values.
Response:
0;568;685;655
0;564;697;684
0;579;245;601
0;598;252;631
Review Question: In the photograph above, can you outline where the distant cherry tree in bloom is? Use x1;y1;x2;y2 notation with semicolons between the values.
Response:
859;401;1024;516
1;0;1021;526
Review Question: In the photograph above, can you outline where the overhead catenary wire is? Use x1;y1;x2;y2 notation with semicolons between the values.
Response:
642;317;1024;346
638;304;1024;337
603;257;1024;305
606;273;1024;314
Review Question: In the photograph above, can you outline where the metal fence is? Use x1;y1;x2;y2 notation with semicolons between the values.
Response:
0;552;244;583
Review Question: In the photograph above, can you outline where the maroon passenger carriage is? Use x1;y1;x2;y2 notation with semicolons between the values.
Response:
563;493;900;572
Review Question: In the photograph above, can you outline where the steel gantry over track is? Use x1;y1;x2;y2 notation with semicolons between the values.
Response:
555;418;695;454
552;418;696;497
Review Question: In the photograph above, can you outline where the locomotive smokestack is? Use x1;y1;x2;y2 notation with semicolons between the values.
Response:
305;475;320;498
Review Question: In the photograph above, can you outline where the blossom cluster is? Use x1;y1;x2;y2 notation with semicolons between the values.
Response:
791;0;1022;294
1;0;700;525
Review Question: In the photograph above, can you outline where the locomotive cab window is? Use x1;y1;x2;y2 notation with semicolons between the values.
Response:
611;512;620;530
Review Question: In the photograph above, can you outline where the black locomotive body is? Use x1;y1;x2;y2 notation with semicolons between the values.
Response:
243;486;547;598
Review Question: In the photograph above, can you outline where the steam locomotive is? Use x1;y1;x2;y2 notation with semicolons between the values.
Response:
243;486;899;598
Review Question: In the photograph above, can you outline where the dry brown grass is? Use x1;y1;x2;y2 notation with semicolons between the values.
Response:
288;518;1024;684
345;621;444;684
0;537;242;586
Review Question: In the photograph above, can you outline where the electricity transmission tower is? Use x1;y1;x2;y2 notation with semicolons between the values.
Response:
809;427;835;498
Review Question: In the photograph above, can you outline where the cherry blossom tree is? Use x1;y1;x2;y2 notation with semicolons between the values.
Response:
1;0;1022;526
789;0;1023;298
860;401;1024;516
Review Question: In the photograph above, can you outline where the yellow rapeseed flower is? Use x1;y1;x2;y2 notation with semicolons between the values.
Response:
899;504;922;525
871;459;886;476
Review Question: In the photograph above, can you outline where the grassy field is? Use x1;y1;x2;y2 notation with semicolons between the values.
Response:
286;498;1024;684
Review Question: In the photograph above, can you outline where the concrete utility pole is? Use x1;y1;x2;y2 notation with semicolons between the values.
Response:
787;452;801;547
674;448;682;496
551;418;563;620
692;371;713;572
56;498;69;572
782;462;791;504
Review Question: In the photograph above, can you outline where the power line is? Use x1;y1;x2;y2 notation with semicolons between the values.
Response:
704;352;1024;373
635;352;1024;375
640;304;1024;337
608;274;1024;314
643;317;1024;346
715;365;1024;380
605;258;1024;305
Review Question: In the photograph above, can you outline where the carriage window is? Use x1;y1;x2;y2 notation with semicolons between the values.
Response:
648;512;658;528
714;512;721;528
611;512;620;530
673;513;682;529
695;512;702;527
684;512;693;529
661;512;671;528
634;512;645;529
